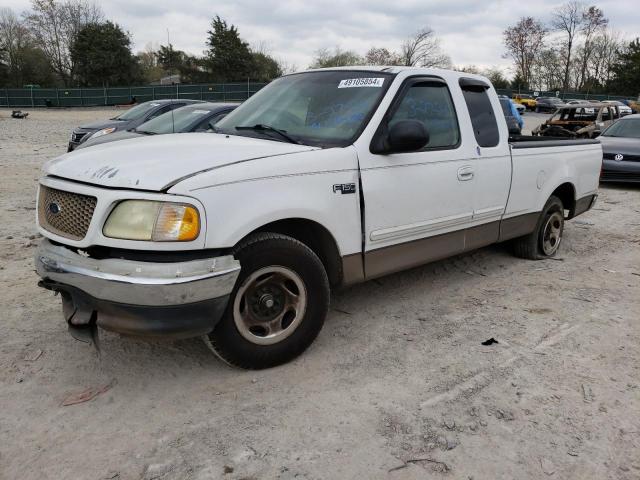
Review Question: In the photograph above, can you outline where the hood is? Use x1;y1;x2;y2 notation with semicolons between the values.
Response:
44;133;318;191
76;130;142;150
599;136;640;155
78;119;126;131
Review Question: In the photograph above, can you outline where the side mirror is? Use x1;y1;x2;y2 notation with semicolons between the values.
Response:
380;120;429;154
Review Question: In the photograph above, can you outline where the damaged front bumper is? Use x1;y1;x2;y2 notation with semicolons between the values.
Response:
35;239;240;340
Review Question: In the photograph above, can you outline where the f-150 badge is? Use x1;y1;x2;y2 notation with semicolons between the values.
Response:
333;183;356;194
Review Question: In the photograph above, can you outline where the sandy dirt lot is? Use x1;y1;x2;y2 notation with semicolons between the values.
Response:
0;108;639;479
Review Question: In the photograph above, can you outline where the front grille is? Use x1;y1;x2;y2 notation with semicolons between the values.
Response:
38;186;97;240
603;152;640;162
71;131;88;143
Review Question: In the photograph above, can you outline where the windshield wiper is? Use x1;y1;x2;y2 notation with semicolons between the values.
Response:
235;124;301;144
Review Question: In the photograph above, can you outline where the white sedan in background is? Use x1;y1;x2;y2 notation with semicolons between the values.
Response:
603;100;633;116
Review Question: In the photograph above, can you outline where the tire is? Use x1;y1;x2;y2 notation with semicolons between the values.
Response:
512;196;565;260
206;233;330;369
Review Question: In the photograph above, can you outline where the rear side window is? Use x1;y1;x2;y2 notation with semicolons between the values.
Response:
388;81;460;149
461;82;499;147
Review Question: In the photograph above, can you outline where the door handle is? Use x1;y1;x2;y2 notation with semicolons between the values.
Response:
457;166;474;181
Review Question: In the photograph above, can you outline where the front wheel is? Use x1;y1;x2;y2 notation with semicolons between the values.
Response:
512;196;565;260
205;233;330;369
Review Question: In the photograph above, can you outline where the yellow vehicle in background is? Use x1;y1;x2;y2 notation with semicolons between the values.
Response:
513;93;537;110
629;96;640;113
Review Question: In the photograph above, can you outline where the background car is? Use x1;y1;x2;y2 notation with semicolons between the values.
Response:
533;103;619;138
67;99;202;151
512;93;537;110
602;100;633;116
566;99;595;115
499;97;523;135
534;96;566;112
76;102;238;150
599;114;640;183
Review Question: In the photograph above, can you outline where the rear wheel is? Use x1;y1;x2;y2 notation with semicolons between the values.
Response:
512;196;565;260
205;233;330;369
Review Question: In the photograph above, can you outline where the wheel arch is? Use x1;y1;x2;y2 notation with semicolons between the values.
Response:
236;218;345;287
550;182;577;218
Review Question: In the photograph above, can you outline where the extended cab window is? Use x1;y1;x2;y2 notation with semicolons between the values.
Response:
460;80;499;147
388;81;460;149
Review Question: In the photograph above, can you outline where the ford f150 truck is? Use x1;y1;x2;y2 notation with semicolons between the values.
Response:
35;67;601;369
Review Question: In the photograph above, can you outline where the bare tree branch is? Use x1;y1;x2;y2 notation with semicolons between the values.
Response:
400;28;450;68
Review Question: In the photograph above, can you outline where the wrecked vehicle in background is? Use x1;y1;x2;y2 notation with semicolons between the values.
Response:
533;103;621;138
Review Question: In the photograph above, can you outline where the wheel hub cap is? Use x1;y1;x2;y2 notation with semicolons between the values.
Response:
233;266;307;346
542;211;563;255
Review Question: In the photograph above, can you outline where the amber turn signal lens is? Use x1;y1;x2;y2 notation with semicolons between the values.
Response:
153;204;200;242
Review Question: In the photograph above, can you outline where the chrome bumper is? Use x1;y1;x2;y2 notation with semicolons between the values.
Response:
35;239;240;307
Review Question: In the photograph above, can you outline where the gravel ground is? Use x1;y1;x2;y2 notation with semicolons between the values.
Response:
1;108;639;480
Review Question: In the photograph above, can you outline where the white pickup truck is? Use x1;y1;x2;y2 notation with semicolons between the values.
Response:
35;67;601;369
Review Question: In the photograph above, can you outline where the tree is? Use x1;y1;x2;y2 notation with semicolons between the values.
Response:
364;47;399;66
503;17;546;89
607;38;640;96
400;27;450;68
250;51;282;81
310;47;362;68
206;16;253;82
0;7;55;87
510;72;528;91
576;6;608;89
136;43;164;84
70;21;140;86
25;0;103;85
591;29;622;87
551;1;584;92
484;67;509;89
530;48;565;91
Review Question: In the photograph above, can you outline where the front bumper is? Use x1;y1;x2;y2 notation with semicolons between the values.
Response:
35;239;241;338
601;160;640;183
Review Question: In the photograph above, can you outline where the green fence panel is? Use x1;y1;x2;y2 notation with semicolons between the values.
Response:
0;82;269;107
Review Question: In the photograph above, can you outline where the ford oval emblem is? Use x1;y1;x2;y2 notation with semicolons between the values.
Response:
614;153;624;161
48;202;62;215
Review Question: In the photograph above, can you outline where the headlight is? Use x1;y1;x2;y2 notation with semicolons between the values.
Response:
88;127;117;140
103;200;200;241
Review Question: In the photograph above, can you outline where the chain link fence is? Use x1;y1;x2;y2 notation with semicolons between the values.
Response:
0;82;268;108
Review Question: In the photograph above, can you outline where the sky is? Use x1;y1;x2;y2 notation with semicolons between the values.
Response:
2;0;637;77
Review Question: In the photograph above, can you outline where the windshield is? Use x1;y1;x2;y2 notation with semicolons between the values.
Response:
215;71;394;147
601;118;640;138
112;102;162;121
136;105;213;134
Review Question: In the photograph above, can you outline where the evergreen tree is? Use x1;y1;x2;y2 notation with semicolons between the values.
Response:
206;16;253;82
70;21;141;86
607;38;640;96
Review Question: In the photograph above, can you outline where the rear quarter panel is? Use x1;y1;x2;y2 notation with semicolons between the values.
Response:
507;142;601;216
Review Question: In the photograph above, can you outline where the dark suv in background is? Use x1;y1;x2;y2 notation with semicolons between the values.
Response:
535;96;566;113
67;99;202;151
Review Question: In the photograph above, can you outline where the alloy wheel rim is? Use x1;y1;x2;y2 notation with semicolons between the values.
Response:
233;266;307;345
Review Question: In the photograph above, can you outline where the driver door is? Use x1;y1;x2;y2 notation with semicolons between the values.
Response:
358;77;476;278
